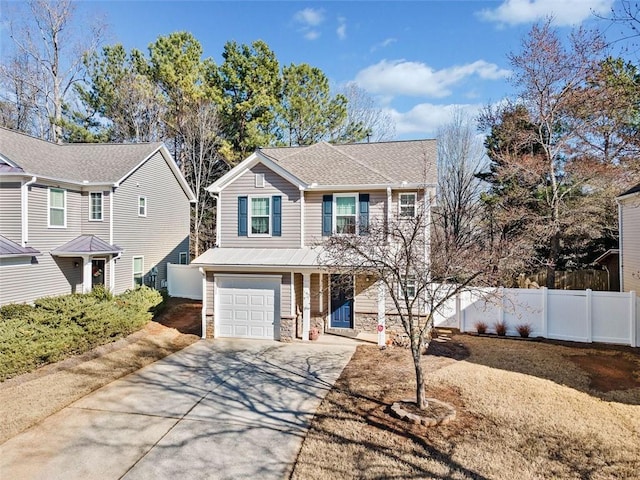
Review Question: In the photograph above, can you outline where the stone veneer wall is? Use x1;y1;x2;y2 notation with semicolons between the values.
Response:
280;315;295;342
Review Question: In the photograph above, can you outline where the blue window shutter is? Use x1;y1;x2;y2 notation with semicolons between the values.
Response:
238;196;248;236
322;195;333;236
359;193;369;235
272;196;282;236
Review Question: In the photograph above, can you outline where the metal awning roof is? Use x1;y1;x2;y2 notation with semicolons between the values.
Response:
0;235;41;258
191;247;323;268
51;235;122;257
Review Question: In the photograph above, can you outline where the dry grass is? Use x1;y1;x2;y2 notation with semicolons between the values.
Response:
292;334;640;480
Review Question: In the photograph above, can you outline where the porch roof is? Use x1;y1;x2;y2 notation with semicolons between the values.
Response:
51;235;122;257
192;247;324;268
0;235;41;258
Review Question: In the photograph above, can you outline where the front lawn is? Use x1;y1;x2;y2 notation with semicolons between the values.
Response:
0;286;163;381
293;335;640;479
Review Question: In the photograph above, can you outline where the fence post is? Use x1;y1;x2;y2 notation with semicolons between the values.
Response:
455;292;461;330
630;291;637;348
541;287;548;338
586;289;592;343
499;286;505;325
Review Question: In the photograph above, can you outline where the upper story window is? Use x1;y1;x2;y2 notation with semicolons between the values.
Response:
238;195;281;238
334;194;357;234
48;187;66;228
179;252;188;264
250;196;270;235
399;192;417;218
255;173;265;188
138;196;147;217
90;192;103;221
399;275;416;300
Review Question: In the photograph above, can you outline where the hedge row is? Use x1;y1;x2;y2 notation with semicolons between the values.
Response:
0;286;163;381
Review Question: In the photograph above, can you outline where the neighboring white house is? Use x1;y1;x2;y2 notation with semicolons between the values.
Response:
0;127;196;305
191;140;437;341
618;183;640;293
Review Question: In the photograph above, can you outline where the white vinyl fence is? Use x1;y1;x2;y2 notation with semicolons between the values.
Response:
432;286;638;348
167;263;202;300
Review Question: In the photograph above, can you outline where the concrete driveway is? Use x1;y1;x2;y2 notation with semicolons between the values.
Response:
0;339;356;480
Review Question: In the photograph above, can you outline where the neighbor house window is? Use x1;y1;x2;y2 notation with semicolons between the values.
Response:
179;252;188;264
90;192;103;221
399;275;416;300
133;256;144;287
334;194;357;234
138;196;147;217
48;188;66;227
399;193;417;218
249;196;270;235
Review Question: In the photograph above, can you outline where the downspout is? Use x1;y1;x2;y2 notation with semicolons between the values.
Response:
110;183;118;292
299;186;305;248
21;176;37;247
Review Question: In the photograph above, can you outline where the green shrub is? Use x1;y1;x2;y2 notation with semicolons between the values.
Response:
90;284;113;302
0;286;163;381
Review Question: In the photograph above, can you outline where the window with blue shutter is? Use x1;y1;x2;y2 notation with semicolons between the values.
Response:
238;196;248;236
272;196;282;236
359;193;369;235
322;194;333;236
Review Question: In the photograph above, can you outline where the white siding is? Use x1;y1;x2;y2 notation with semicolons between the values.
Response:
219;164;301;248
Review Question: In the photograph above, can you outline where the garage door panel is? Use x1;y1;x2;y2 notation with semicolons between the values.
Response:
216;276;280;340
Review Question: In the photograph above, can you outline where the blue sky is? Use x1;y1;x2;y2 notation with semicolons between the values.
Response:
19;0;634;139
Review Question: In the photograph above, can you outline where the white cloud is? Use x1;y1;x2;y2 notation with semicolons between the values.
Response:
293;7;325;40
370;37;397;52
386;103;484;137
478;0;614;26
337;17;347;40
294;8;325;27
355;59;510;99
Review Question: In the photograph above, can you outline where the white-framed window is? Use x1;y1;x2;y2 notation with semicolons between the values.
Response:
179;252;188;264
89;192;103;221
48;187;66;228
138;196;147;217
399;275;416;300
334;194;357;234
249;196;270;236
132;256;144;287
399;192;417;218
255;173;265;188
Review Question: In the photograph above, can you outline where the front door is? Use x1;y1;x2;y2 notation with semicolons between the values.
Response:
331;274;354;328
91;259;105;289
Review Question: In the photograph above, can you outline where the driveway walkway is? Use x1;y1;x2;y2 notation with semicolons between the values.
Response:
1;339;356;480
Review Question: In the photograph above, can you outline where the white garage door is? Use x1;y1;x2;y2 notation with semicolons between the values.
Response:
215;275;280;339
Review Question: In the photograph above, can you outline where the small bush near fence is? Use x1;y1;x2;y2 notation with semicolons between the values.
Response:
0;286;163;381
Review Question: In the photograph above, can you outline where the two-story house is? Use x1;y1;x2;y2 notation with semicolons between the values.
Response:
192;139;437;341
0;127;196;306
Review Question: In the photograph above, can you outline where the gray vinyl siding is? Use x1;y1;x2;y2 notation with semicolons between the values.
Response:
621;197;640;292
0;182;86;305
112;151;190;294
0;181;22;244
304;190;387;246
219;164;301;248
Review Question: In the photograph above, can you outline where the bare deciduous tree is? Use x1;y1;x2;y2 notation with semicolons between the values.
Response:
321;194;493;410
2;0;105;142
435;109;486;253
336;82;396;142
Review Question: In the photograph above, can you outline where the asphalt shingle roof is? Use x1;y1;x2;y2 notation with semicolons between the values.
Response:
0;127;162;184
259;139;437;186
619;183;640;198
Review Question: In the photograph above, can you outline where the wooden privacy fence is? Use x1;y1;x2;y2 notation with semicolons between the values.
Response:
167;263;202;300
517;270;609;291
431;286;639;347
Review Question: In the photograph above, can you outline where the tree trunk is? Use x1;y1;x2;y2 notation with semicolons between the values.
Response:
546;230;560;289
412;342;428;409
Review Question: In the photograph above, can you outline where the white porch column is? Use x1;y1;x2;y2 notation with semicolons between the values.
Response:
82;256;92;293
109;256;116;292
302;272;311;341
377;280;386;346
